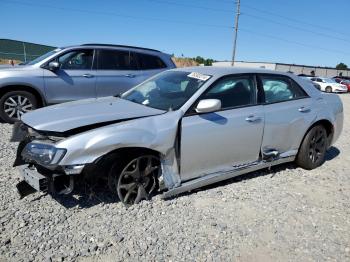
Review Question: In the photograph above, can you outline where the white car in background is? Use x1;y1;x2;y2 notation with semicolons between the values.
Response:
308;77;347;93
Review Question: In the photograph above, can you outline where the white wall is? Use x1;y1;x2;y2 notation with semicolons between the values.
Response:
213;61;276;70
213;61;350;77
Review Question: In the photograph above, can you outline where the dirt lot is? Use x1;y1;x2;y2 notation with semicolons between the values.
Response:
0;94;349;262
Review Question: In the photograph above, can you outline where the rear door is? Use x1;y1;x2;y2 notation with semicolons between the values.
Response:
43;49;96;104
259;74;315;156
95;49;143;97
180;74;264;181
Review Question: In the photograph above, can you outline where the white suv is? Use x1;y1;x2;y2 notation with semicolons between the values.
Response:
309;77;347;93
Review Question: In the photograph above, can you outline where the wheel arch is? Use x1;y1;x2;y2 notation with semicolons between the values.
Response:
97;146;162;163
83;146;162;182
90;147;162;173
0;85;45;107
299;119;334;151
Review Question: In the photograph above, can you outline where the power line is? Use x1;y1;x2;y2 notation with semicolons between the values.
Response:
243;13;350;44
144;0;232;13
1;0;233;29
240;3;347;37
240;27;350;56
158;0;350;42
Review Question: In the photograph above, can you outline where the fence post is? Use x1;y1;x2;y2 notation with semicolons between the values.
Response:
22;42;27;62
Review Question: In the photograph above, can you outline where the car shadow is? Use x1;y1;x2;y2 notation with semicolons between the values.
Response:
48;146;340;208
324;146;340;161
52;181;119;209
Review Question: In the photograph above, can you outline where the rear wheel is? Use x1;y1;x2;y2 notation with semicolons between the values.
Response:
296;125;327;170
109;154;160;205
0;90;38;123
325;86;332;93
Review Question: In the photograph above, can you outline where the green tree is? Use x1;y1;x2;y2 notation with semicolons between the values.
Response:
336;62;348;70
204;59;214;66
194;56;205;64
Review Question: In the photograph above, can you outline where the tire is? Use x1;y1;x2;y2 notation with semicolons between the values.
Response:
108;154;160;205
325;86;332;93
296;125;327;170
0;90;38;123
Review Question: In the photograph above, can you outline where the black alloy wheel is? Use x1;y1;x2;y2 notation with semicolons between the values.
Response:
296;125;327;170
115;155;160;205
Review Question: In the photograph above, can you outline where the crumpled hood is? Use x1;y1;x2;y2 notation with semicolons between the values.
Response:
21;97;165;132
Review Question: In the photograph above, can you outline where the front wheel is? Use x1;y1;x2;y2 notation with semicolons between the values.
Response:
325;86;332;93
296;125;327;170
109;155;160;205
0;90;38;123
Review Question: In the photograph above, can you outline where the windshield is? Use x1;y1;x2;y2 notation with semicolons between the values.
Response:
121;70;211;110
324;78;337;83
27;48;61;65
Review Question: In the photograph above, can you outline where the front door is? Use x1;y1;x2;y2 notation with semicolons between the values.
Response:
95;49;144;97
258;74;314;156
180;74;264;181
44;49;96;104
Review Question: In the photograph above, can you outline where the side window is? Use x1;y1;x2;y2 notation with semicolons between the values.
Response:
97;50;137;70
137;53;166;70
260;75;307;104
201;75;256;109
58;49;93;70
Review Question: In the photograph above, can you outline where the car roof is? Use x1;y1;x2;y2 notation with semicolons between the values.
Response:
171;66;293;77
61;44;164;54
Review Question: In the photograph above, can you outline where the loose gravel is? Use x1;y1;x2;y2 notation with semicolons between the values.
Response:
0;95;350;262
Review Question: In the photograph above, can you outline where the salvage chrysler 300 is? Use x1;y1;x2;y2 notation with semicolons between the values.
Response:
11;67;343;205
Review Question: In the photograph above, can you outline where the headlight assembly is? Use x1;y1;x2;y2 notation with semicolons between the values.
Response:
21;142;66;166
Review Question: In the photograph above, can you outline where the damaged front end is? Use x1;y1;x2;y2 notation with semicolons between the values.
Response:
12;122;82;198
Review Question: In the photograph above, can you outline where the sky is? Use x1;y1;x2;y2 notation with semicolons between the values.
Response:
1;0;350;67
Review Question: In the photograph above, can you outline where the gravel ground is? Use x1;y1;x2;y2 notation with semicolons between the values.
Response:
0;94;349;262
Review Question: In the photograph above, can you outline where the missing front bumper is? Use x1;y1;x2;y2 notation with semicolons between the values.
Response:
17;165;75;198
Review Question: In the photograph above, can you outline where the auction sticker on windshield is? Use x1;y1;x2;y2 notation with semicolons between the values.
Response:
187;72;211;81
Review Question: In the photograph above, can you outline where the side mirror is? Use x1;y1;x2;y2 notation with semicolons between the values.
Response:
195;99;221;113
48;61;60;71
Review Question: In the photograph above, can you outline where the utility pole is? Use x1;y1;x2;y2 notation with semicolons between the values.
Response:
231;0;241;66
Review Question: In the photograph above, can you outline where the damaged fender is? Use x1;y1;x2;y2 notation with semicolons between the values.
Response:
55;110;184;189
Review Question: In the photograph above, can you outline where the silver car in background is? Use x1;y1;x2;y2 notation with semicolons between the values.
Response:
12;67;343;205
0;44;175;123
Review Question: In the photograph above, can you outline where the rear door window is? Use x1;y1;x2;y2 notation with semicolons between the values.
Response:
97;49;137;70
260;75;308;104
136;53;166;70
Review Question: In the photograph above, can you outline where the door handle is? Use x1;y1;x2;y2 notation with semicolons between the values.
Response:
245;115;262;123
82;74;94;78
124;74;136;78
298;106;311;113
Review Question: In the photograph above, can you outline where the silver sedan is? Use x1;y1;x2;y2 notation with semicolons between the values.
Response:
12;67;343;205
